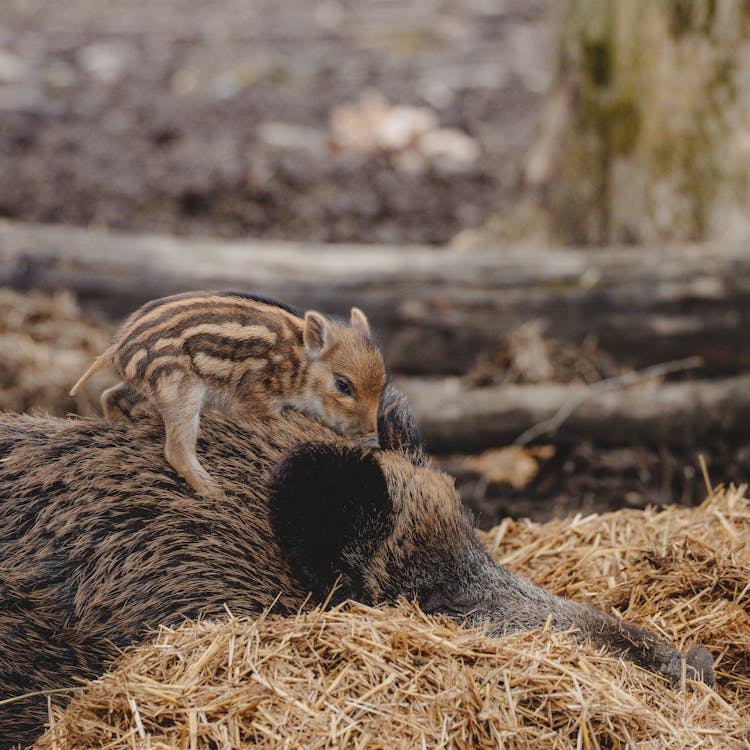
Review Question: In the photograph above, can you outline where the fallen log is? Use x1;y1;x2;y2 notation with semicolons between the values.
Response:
1;220;750;376
397;374;750;452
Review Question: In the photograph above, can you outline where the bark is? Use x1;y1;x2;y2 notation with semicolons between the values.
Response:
1;221;750;376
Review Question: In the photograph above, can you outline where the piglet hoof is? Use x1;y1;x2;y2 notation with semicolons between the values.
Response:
182;475;225;502
685;645;715;688
199;483;226;503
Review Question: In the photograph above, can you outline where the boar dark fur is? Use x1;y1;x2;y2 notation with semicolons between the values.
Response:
0;386;712;746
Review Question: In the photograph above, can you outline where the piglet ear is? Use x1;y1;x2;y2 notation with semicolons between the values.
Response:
349;307;371;336
303;311;334;356
268;442;393;600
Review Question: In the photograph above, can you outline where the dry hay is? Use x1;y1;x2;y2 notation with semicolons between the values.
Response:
0;287;112;416
34;486;750;749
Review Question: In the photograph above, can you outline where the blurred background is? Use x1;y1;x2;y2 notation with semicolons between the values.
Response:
1;0;749;525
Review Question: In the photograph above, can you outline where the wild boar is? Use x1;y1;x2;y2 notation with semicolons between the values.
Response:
0;386;712;746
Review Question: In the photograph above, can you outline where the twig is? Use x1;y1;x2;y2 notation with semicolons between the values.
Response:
698;454;713;497
514;356;703;445
0;685;86;707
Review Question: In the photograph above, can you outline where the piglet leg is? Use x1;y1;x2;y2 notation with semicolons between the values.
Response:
155;375;223;501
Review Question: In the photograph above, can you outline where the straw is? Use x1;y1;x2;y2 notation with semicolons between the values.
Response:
0;288;112;416
34;486;750;749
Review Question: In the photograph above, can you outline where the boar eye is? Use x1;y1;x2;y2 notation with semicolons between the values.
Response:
334;376;353;397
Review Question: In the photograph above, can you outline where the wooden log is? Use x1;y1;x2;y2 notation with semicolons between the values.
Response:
1;220;749;376
397;374;750;453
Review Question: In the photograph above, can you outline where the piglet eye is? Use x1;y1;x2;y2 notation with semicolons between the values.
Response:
334;376;353;396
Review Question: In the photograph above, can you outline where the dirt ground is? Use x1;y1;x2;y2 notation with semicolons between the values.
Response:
0;0;554;244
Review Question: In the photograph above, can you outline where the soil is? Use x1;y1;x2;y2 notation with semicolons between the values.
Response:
0;0;555;244
442;441;744;529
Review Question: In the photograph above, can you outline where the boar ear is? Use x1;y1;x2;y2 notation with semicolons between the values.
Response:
349;307;371;336
377;383;427;467
268;442;393;600
303;311;334;356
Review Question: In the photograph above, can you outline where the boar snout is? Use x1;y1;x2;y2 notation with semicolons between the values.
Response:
684;645;715;688
645;642;714;688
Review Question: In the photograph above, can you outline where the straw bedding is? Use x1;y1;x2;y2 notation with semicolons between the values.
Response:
34;486;750;749
0;288;111;416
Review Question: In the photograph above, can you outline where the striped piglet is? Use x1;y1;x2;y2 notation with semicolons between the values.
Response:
70;291;386;499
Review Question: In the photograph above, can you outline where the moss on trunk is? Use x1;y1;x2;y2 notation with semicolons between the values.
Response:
538;0;750;244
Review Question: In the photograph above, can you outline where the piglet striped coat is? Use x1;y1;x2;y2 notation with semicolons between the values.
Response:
70;291;386;498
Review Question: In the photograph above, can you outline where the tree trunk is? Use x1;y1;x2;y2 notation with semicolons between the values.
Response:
524;0;750;245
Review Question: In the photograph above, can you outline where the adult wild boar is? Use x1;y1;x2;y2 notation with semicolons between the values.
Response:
0;386;712;746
